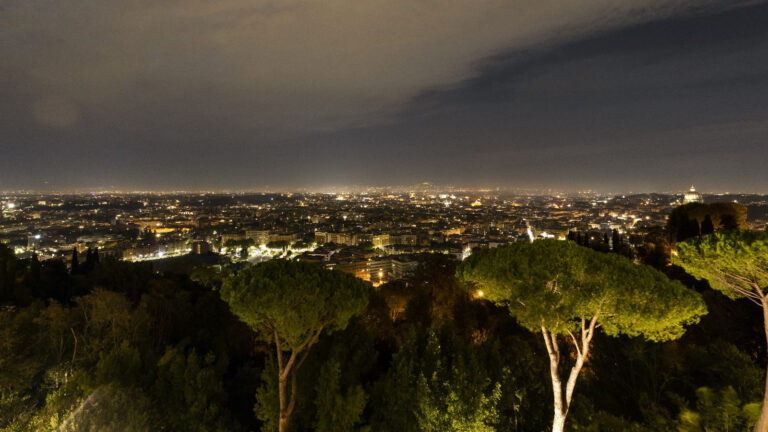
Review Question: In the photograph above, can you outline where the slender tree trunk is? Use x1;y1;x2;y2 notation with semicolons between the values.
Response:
754;302;768;432
543;327;567;432
547;349;584;432
552;409;566;432
274;330;290;432
278;374;289;432
273;327;321;432
542;317;598;432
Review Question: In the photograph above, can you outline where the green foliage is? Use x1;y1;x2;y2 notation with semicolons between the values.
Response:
314;361;367;432
220;260;370;350
190;265;229;290
676;387;760;432
0;243;765;432
570;405;652;432
39;384;155;432
674;230;768;300
458;240;706;341
416;351;501;431
221;260;370;431
0;303;50;428
370;335;421;432
155;344;234;432
358;241;375;251
93;342;144;388
426;332;501;432
266;240;290;250
254;355;279;432
16;342;155;432
687;341;764;401
0;254;255;432
225;239;255;250
371;330;502;432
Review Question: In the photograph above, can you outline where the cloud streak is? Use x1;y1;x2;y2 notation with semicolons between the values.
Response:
0;0;747;135
0;0;764;190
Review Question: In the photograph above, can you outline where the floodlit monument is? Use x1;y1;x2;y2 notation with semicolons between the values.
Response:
683;185;704;204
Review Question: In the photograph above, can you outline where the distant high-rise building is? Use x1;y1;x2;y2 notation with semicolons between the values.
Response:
27;233;42;250
683;185;704;204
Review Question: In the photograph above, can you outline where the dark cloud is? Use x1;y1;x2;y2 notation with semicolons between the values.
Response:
0;0;765;191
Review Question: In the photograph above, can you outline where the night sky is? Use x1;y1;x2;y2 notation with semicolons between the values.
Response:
1;0;767;192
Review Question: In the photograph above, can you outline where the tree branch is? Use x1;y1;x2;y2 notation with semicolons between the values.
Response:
567;330;581;358
281;326;324;380
70;327;78;367
286;340;316;418
274;328;284;373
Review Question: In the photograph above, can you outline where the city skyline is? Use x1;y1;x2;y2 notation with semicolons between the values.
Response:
0;183;763;196
2;0;767;192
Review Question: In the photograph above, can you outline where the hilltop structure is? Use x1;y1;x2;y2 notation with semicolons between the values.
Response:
683;185;704;204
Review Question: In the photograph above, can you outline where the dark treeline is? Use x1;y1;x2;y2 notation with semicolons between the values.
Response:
1;214;766;431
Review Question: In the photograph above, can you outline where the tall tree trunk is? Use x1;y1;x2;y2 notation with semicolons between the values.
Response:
754;302;768;432
552;408;566;432
543;327;567;432
542;317;598;432
273;327;319;432
278;374;289;432
274;330;290;432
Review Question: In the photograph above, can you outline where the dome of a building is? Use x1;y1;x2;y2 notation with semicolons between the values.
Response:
683;185;704;204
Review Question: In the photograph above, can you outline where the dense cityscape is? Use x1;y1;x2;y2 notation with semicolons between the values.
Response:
3;186;766;284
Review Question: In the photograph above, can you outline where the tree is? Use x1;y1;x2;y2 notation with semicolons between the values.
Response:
267;240;290;252
369;328;501;432
674;230;768;432
668;202;748;242
155;344;234;432
612;229;621;252
458;240;706;432
314;360;367;432
721;214;740;230
358;241;375;251
70;249;78;275
0;245;20;301
220;260;369;432
414;332;501;432
676;387;760;432
683;218;701;242
700;215;715;235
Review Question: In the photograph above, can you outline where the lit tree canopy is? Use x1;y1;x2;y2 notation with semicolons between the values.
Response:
674;230;768;432
221;259;370;350
674;230;768;304
458;240;706;341
458;240;706;432
220;259;370;432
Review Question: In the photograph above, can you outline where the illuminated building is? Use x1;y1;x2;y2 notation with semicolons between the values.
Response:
246;230;270;246
683;185;704;204
27;233;42;250
315;231;357;246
